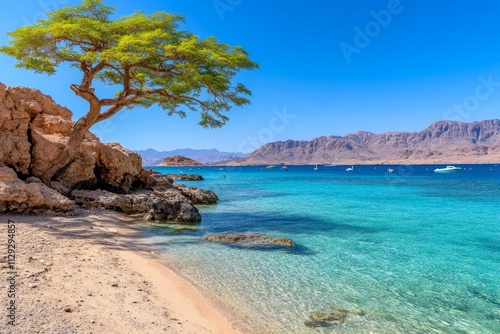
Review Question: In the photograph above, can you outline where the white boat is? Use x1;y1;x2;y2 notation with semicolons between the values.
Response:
387;168;394;173
218;168;224;171
266;165;277;169
434;166;463;174
346;165;354;172
313;165;318;171
281;165;288;171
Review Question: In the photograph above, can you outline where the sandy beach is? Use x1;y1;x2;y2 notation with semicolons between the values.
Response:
0;210;241;334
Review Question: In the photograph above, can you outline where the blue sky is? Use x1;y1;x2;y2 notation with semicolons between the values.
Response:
1;0;500;153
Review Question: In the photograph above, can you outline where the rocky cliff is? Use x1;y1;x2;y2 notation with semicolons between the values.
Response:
157;155;202;166
230;120;500;165
0;83;216;221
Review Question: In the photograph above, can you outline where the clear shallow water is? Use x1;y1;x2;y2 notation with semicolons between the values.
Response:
145;165;500;333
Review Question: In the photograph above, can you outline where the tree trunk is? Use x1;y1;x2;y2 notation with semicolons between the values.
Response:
40;102;101;185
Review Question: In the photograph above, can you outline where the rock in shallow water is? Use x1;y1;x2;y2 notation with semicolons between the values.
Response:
166;173;204;181
304;306;365;327
201;233;295;247
173;184;218;204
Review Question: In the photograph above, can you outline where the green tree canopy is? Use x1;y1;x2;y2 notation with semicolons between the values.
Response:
0;0;258;182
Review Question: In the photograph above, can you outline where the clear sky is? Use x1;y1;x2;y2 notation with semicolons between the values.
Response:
1;0;500;153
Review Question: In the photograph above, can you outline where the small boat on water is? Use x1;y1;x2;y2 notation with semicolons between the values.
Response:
346;166;354;172
313;165;318;171
218;168;224;171
266;165;277;169
281;165;288;171
387;168;394;173
434;166;463;174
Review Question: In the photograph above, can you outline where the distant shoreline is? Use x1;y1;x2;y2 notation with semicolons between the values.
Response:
150;162;500;167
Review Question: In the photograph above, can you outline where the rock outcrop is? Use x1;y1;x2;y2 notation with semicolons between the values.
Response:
0;82;145;190
173;184;218;204
202;233;295;247
157;155;202;166
72;189;201;222
0;82;216;222
226;119;500;165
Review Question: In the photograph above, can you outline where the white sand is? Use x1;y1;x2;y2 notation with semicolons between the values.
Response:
0;210;242;334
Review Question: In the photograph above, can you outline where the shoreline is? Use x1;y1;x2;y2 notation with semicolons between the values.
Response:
0;210;245;334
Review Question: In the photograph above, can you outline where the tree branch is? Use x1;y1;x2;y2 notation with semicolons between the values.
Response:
95;103;126;123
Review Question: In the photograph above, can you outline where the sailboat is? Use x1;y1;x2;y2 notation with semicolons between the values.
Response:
313;165;318;171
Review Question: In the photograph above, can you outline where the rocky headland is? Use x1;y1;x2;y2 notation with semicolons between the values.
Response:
157;155;202;166
0;83;216;222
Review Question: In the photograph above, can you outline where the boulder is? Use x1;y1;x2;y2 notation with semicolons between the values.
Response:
202;233;295;247
0;166;73;212
94;143;143;192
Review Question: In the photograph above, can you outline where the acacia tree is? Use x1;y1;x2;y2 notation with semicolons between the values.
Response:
0;0;257;183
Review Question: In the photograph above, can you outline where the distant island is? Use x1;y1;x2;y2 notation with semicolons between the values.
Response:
224;119;500;165
157;155;203;166
135;148;247;165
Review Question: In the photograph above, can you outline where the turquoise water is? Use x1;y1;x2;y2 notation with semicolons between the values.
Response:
146;165;500;333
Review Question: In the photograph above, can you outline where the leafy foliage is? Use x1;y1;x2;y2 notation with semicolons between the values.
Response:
0;0;258;127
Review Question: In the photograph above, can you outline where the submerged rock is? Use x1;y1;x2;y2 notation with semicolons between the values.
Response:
202;233;295;247
304;306;365;328
166;173;204;181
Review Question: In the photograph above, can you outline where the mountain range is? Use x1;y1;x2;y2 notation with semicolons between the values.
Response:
135;148;247;166
225;119;500;165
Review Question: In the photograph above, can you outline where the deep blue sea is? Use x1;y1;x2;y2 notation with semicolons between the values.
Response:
144;164;500;333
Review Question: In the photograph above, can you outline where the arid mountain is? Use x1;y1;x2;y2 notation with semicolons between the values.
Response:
227;120;500;165
157;155;202;166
